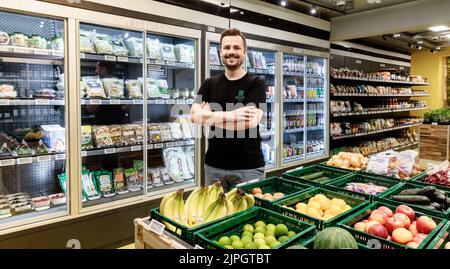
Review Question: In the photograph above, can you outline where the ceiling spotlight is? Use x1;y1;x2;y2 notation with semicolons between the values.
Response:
281;0;287;6
310;5;317;14
432;36;439;41
336;0;346;6
436;46;441;50
428;25;450;32
417;45;422;50
417;40;424;45
431;49;437;54
393;33;401;38
408;42;414;48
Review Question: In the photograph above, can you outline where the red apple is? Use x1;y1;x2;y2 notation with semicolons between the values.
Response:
408;221;418;237
445;242;450;249
395;205;415;222
412;233;428;244
369;210;389;225
392;228;413;244
387;235;392;241
365;221;381;233
368;223;389;239
362;219;368;223
392;213;411;228
416;216;437;234
353;222;366;232
406;241;419;248
386;217;405;234
378;206;394;217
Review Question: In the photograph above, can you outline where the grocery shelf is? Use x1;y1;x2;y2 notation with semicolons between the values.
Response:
331;107;429;117
0;99;65;106
147;99;194;105
307;125;324;131
80;99;194;105
209;65;225;71
331;76;429;86
147;58;195;69
306;151;326;159
283;71;304;77
307;74;325;79
0;78;59;83
331;93;429;97
284;128;304;134
0;153;66;167
248;68;275;75
366;142;419;157
260;130;275;137
283;98;305;103
0;45;64;58
82;189;143;207
283;155;304;163
331;123;422;140
80;52;142;64
306;98;324;102
81;139;195;157
0;205;66;226
147;179;195;197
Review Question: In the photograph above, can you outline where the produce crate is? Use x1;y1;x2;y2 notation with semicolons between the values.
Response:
285;234;369;249
238;177;313;210
337;201;446;249
273;187;369;230
361;170;427;183
379;181;450;218
419;124;450;162
323;173;403;202
283;165;353;187
426;221;450;249
412;173;450;191
150;206;251;245
194;207;316;249
319;161;363;174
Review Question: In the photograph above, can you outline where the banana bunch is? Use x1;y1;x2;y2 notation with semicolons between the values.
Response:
203;192;233;223
159;189;186;234
206;181;224;209
185;187;209;227
226;188;255;214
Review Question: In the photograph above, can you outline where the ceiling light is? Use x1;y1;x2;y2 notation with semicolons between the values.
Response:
428;25;450;32
230;8;239;13
240;11;244;15
408;42;414;48
417;40;424;45
310;5;317;14
281;1;287;6
446;34;450;39
393;33;401;38
431;49;437;54
417;45;422;50
436;46;441;50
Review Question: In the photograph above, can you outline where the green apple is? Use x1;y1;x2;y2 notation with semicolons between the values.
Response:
243;224;255;234
218;236;231;246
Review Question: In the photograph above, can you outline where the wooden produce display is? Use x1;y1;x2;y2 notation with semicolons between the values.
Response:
419;124;450;161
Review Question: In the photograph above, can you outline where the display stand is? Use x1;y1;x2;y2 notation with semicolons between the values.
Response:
419;124;450;161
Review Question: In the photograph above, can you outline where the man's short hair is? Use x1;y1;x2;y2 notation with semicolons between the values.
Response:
220;28;247;49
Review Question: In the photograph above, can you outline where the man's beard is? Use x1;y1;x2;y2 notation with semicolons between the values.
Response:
222;55;244;71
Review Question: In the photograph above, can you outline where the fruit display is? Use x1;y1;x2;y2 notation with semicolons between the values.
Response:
423;161;450;187
287;193;353;221
215;221;297;249
351;204;439;248
366;150;423;180
387;185;450;213
326;152;368;170
251;188;285;201
159;182;255;231
313;227;358;249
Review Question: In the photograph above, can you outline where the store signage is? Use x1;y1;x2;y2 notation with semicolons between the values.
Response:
37;155;51;162
148;64;166;77
149;219;165;236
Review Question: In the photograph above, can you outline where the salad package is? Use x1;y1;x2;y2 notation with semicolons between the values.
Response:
92;125;113;148
93;33;113;55
147;38;162;60
94;169;115;196
113;168;127;193
175;44;194;63
79;30;95;54
111;36;129;57
102;78;124;99
82;76;106;99
125;79;143;99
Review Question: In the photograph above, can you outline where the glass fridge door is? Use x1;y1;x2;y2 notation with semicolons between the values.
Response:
305;56;326;159
0;10;68;227
281;53;306;165
79;23;145;208
246;48;277;170
146;33;197;194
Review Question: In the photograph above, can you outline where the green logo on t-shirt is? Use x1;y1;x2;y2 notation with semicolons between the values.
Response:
235;89;245;102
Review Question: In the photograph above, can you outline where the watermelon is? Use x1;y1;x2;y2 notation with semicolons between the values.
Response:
286;245;307;249
313;227;358;249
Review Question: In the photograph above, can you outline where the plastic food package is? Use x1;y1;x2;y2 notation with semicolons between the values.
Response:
345;182;388;196
210;46;220;66
82;76;106;99
81;168;100;199
92;125;113;148
134;160;144;186
79;30;95;54
177;117;194;139
102;78;124;99
0;31;9;45
160;43;176;61
121;125;137;145
108;125;123;146
146;78;161;98
51;36;64;51
29;35;47;49
169;122;183;140
111;36;129;56
156;80;170;98
125;167;141;191
32;196;50;208
81;125;94;149
425;160;449;186
185;145;195;177
113;168;127;193
367;150;421;179
125;37;144;57
148;124;162;143
131;123;143;142
159;123;173;142
149;168;163;187
125;79;143;99
41;124;65;152
48;193;66;206
163;147;192;181
160;167;175;184
93;33;113;55
10;33;29;47
0;84;17;99
94;169;115;195
146;38;162;60
174;44;194;63
34;88;56;99
57;173;67;194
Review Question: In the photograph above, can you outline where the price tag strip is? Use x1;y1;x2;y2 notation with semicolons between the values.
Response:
104;148;116;154
37;155;51;162
149;219;165;236
17;157;33;165
0;159;15;167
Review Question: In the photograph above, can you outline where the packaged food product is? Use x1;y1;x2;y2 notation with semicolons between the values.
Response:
121;125;137;145
57;173;67;194
209;46;220;65
0;84;17;99
81;125;94;149
177;117;193;139
125;79;143;99
169;122;183;140
148;124;162;143
0;31;9;45
108;125;123;145
32;196;50;208
93;33;113;55
125;37;144;57
160;43;176;61
113;168;127;193
185;145;195;177
29;35;47;49
146;78;161;98
48;193;66;206
51;36;64;51
131;123;144;142
81;168;100;198
125;167;141;191
175;44;194;63
92;125;113;148
163;147;191;181
16;140;33;156
160;167;175;184
156;80;170;99
159;123;173;142
94;169;115;196
102;78;124;99
35;140;49;154
10;32;29;47
134;160;144;185
148;168;163;187
111;36;129;56
82;76;106;99
79;30;95;54
0;204;11;218
41;124;65;152
33;88;56;99
147;38;162;60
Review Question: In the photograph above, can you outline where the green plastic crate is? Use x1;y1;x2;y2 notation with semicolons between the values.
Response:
426;221;450;249
412;173;450;191
285;234;370;249
361;170;427;183
323;173;403;202
337;201;446;249
273;187;369;230
194;207;316;249
150;206;251;245
238;177;313;210
319;161;363;174
379;181;450;218
283;165;353;187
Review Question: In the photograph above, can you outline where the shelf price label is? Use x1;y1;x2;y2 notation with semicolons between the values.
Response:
187;140;195;145
166;100;175;104
17;157;32;165
133;99;143;105
0;159;15;167
175;141;184;147
166;60;176;66
89;99;102;105
155;60;165;65
34;49;49;55
117;56;129;62
104;148;116;154
55;154;66;160
131;146;142;152
13;47;31;54
35;99;50;105
0;99;10;106
149;219;165;236
80;53;86;59
186;63;194;69
110;99;121;105
81;151;87;157
165;142;175;147
52;50;64;57
147;144;154;149
37;155;51;162
154;143;164;149
210;65;219;70
155;100;165;104
104;55;116;61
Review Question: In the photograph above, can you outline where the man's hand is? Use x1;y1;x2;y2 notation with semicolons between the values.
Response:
233;106;258;122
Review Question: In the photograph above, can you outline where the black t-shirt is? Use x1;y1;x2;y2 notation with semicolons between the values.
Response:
195;73;266;170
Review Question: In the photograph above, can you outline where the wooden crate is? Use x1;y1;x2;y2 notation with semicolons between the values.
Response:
134;217;193;249
419;124;450;161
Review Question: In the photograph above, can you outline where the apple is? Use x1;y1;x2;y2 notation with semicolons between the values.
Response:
378;206;394;217
387;235;392;241
369;210;389;225
368;223;389;239
416;216;437;234
392;213;411;228
412;233;428;244
365;221;380;233
445;242;450;249
406;241;419;249
386;217;405;234
392;228;413;244
353;222;366;232
252;188;262;195
408;221;418;237
362;219;368;223
395;205;415;222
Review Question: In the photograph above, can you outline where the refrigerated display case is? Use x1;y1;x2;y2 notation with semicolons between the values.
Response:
0;10;68;227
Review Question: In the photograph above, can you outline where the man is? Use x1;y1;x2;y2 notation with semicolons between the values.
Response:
190;28;266;191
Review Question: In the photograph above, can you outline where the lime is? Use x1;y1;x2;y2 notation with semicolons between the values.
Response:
245;242;259;249
241;236;253;245
270;241;281;249
253;232;265;239
255;221;267;228
243;224;255;234
254;238;266;247
218;236;231;246
275;224;289;238
265;230;275;237
230;235;241;242
287;231;296;238
231;240;244;249
224;245;233;249
241;231;253;238
266;224;276;231
254;226;266;234
265;235;277;246
258;244;271;249
278;236;289;243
